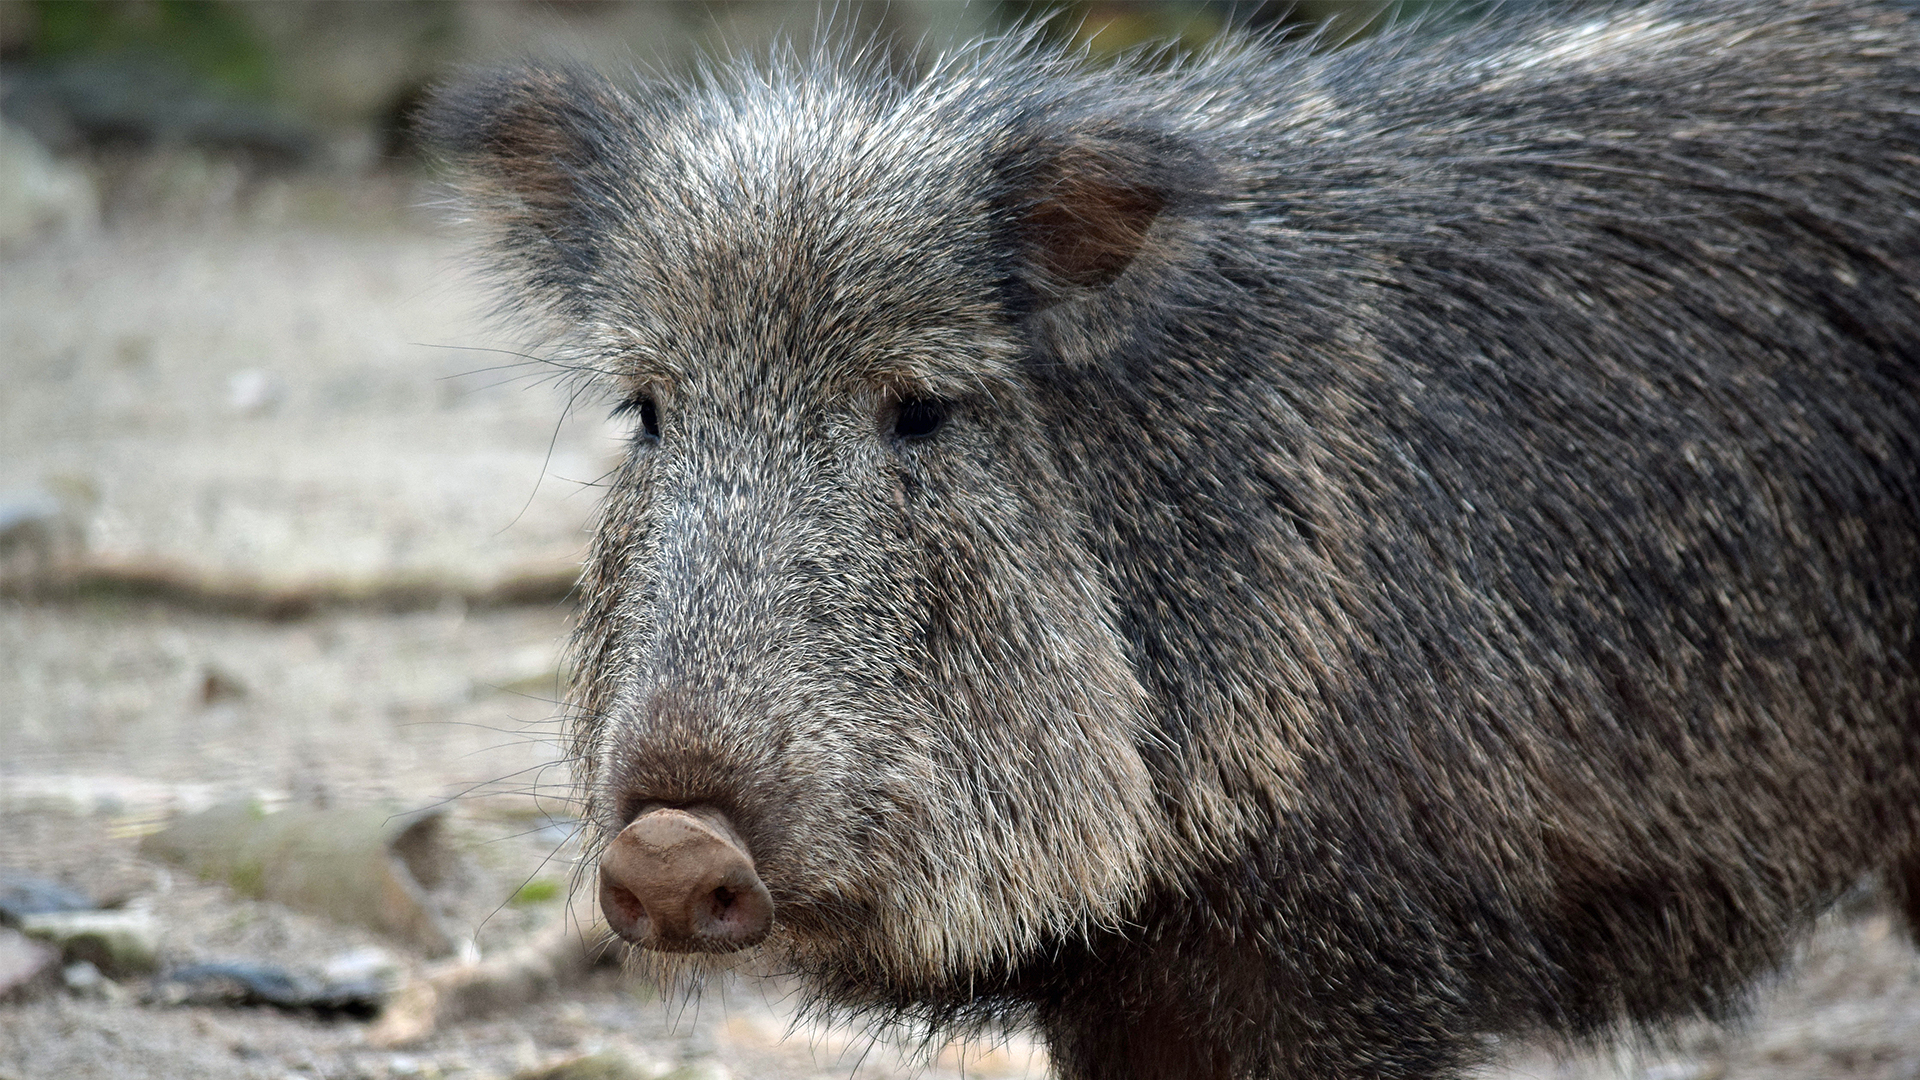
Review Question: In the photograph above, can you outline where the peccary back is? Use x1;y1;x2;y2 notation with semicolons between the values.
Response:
426;3;1920;1076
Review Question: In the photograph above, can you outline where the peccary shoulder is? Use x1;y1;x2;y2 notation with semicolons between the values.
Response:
425;3;1920;1077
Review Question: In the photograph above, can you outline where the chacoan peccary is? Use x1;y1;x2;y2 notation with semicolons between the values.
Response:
426;2;1920;1076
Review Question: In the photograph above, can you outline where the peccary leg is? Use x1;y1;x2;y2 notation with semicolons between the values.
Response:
1044;1013;1230;1080
1032;921;1461;1080
1036;959;1235;1080
1030;872;1489;1080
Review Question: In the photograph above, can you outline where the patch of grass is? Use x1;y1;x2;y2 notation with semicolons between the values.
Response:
509;878;562;906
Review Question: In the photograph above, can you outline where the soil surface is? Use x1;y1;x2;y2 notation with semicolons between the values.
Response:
3;168;1917;1080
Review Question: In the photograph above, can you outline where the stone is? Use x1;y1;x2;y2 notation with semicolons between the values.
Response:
513;1051;670;1080
149;958;388;1016
16;907;160;976
0;119;97;248
0;868;95;924
0;926;62;1001
141;802;457;956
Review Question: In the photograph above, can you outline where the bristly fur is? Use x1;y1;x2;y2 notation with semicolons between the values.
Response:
423;3;1920;1077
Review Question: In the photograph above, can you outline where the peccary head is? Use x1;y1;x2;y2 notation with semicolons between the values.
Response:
426;55;1239;1004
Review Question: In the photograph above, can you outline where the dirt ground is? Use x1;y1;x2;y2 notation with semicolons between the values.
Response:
3;164;1918;1080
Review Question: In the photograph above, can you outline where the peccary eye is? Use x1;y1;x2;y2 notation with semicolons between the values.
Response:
892;398;948;441
616;395;662;441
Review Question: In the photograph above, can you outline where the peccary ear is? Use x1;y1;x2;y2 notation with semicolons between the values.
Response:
999;124;1218;308
419;66;637;298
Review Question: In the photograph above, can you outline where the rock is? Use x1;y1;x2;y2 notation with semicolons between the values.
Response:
0;489;85;591
17;907;160;976
227;369;285;416
62;959;129;1002
0;773;279;818
199;664;250;705
658;1061;729;1080
0;926;62;1001
148;958;389;1016
0;868;95;924
141;802;459;956
0;119;97;247
319;944;403;988
514;1051;669;1080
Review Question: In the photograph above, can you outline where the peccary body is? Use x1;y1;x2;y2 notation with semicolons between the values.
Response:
428;3;1920;1076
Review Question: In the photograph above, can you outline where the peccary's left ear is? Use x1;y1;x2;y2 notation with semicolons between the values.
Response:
997;123;1221;308
419;66;639;305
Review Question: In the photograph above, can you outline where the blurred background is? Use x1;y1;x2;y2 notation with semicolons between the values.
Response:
1;3;1915;1080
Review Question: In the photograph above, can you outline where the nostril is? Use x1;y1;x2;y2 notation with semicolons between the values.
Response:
602;877;644;922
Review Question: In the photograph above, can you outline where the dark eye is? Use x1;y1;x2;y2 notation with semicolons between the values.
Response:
892;397;948;441
615;395;662;441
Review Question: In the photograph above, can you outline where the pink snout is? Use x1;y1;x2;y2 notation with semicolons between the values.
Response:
597;806;774;953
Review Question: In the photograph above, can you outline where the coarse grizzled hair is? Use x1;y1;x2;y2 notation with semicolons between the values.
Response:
425;3;1920;1076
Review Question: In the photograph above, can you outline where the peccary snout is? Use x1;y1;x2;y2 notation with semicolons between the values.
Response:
597;807;773;953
